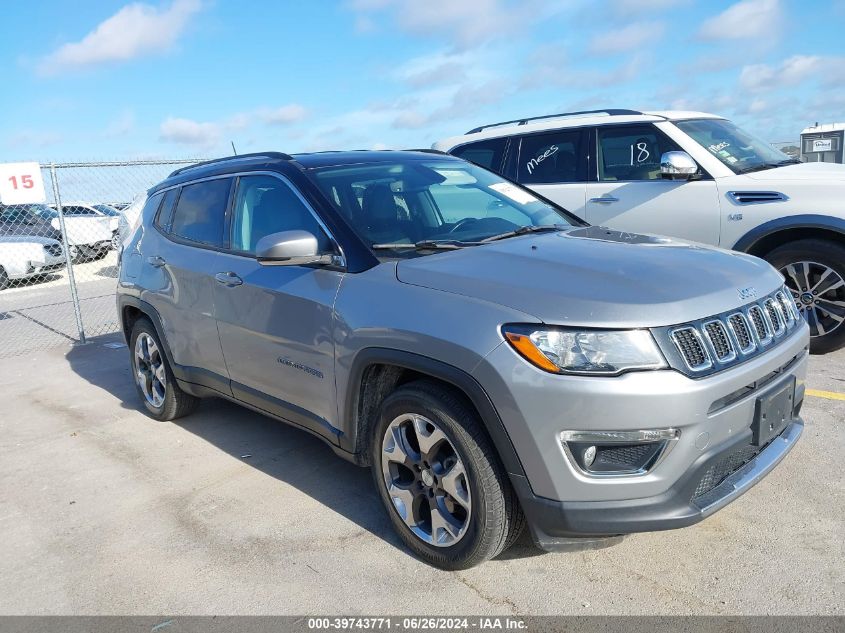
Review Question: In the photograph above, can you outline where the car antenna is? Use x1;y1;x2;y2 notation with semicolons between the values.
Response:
231;141;238;156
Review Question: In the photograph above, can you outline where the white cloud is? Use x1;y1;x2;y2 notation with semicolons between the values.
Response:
38;0;202;75
259;104;309;125
739;55;825;92
588;21;665;56
350;0;563;48
698;0;782;41
611;0;688;16
159;117;220;146
395;51;477;87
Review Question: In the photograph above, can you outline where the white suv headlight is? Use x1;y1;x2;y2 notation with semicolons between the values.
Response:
502;326;667;376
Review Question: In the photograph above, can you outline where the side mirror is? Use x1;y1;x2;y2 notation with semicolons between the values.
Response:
660;151;699;180
255;230;336;266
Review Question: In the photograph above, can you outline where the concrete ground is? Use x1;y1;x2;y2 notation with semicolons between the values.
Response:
0;334;842;615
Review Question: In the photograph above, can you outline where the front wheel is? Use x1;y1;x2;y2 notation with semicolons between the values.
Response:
371;380;523;570
765;239;845;354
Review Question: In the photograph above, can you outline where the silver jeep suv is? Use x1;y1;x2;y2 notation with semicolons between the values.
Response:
117;150;809;569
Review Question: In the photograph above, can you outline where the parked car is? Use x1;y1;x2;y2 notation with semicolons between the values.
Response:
60;203;122;248
434;109;845;353
118;151;808;569
0;204;112;262
0;235;66;290
117;194;147;248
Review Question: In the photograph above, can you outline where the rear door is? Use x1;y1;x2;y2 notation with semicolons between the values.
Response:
584;124;720;244
513;128;589;219
212;172;344;440
144;177;231;392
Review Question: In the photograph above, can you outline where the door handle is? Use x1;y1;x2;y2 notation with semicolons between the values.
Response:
147;255;166;268
215;271;243;287
589;196;620;204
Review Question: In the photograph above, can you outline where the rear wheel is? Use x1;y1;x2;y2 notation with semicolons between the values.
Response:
129;317;199;420
371;380;523;570
765;239;845;354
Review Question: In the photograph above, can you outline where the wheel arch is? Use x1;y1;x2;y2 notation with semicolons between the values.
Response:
343;348;526;478
118;296;175;365
733;214;845;257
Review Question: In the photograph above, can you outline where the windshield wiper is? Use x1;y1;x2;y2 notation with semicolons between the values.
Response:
371;239;479;251
481;224;565;243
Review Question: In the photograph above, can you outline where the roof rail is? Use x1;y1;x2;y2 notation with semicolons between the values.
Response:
465;109;643;134
168;151;293;177
405;148;448;155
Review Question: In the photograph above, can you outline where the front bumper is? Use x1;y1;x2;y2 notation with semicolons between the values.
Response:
513;417;802;550
472;320;809;549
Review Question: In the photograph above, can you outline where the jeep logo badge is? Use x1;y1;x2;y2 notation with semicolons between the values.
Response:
738;287;758;300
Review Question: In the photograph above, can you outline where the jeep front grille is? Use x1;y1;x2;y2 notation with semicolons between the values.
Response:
727;313;754;354
703;320;735;362
670;327;711;371
748;305;772;344
658;286;803;376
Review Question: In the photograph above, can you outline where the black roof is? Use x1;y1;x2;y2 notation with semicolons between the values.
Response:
291;149;450;168
153;149;452;194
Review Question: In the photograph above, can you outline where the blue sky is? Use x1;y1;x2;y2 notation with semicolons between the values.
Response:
3;0;844;162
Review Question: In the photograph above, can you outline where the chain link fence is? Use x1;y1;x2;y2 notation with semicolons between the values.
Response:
0;159;206;357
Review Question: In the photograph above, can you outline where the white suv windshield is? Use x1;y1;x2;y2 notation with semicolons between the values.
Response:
309;159;577;253
676;118;799;174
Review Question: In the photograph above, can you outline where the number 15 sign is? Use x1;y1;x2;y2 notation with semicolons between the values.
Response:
0;162;47;205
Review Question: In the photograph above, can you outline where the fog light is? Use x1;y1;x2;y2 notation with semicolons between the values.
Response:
583;445;597;468
560;429;680;476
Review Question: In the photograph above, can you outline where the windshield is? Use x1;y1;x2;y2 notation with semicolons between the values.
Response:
676;118;797;174
308;159;578;254
93;204;120;216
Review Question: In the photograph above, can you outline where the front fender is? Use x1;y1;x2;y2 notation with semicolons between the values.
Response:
733;214;845;253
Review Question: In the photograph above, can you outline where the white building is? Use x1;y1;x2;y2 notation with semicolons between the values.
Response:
801;122;844;163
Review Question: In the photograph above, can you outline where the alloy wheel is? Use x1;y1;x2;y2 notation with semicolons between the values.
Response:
134;333;167;408
381;413;472;547
780;260;845;338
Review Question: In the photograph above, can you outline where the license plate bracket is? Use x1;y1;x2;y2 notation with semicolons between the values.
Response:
752;377;796;447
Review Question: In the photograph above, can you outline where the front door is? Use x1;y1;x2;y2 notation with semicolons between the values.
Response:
584;124;720;245
213;173;344;441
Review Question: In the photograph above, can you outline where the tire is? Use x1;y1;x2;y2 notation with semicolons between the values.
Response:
129;317;200;420
370;379;523;570
764;239;845;354
0;267;9;291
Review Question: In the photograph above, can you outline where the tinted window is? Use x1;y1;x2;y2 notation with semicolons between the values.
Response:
170;178;231;247
231;174;331;255
309;160;575;251
451;138;507;172
63;205;98;216
597;125;682;181
154;189;179;231
517;130;585;184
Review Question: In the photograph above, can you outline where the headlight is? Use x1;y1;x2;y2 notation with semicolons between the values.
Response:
502;325;667;375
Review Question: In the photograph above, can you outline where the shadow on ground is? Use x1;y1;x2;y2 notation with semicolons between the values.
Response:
66;332;544;563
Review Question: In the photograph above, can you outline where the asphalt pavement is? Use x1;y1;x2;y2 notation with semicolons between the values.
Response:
0;333;842;615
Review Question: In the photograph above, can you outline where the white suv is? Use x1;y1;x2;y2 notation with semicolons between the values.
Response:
434;109;845;353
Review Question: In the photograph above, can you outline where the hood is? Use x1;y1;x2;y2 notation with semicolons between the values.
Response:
0;235;60;246
745;161;845;182
396;227;784;328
